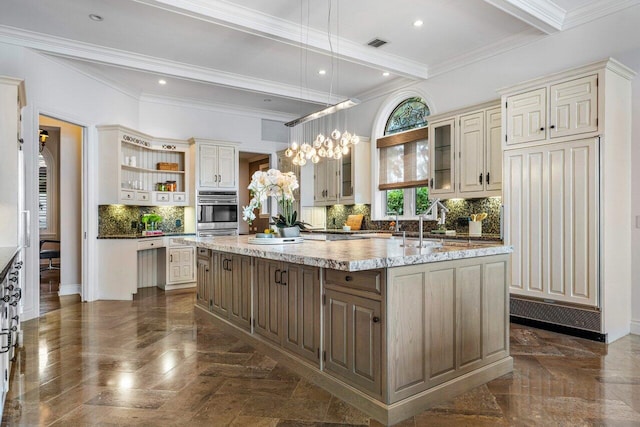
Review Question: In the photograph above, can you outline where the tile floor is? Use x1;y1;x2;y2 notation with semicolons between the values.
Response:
4;287;640;426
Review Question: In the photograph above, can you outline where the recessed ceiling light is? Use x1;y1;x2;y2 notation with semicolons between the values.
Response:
318;69;326;75
158;79;167;85
382;72;390;77
413;19;423;27
89;14;103;22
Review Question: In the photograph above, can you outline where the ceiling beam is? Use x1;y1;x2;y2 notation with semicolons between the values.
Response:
483;0;566;33
132;0;429;80
0;25;340;105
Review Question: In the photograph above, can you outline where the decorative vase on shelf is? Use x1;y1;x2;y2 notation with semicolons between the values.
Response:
278;226;300;238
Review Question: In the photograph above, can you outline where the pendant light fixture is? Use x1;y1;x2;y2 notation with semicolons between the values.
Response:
284;0;360;165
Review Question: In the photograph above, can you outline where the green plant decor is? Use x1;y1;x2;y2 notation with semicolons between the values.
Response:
141;213;163;230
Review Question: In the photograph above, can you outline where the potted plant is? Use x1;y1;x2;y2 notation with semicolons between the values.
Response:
242;169;308;237
140;213;163;232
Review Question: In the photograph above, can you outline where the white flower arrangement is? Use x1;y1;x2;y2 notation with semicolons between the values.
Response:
242;169;306;229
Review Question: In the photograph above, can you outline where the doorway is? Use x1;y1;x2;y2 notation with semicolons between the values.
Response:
38;116;82;315
239;151;271;235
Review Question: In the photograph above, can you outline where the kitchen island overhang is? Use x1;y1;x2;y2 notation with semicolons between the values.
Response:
180;235;513;425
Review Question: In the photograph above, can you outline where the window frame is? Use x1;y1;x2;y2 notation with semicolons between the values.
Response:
38;147;58;238
371;92;433;221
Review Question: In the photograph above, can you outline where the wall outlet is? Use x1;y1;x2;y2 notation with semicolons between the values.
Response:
175;219;182;227
131;221;138;229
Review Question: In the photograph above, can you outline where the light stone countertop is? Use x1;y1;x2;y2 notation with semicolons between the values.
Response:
176;235;512;272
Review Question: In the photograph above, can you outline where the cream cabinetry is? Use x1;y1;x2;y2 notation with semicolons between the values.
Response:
314;138;371;206
504;139;598;306
314;159;338;206
427;102;501;199
501;59;634;342
97;126;191;206
192;139;238;190
167;246;195;284
504;74;598;147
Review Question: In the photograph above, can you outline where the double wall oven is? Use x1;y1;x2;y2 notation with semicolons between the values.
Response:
197;191;239;237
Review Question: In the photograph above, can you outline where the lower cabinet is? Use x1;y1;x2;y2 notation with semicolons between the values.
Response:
196;249;212;309
211;252;252;330
324;278;383;398
254;258;321;365
167;246;195;284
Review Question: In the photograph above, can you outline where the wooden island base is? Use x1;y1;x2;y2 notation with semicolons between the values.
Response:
185;236;514;426
196;306;512;425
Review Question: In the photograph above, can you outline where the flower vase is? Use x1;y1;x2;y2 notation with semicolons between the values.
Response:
278;226;300;238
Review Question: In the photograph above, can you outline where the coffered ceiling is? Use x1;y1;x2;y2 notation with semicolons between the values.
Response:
0;0;637;118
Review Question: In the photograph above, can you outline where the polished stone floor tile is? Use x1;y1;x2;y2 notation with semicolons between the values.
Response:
5;287;640;426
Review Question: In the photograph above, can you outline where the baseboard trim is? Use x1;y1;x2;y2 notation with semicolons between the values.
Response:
58;284;81;296
630;320;640;336
511;315;607;342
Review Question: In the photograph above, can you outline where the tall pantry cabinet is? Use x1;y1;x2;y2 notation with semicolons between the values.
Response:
501;59;634;342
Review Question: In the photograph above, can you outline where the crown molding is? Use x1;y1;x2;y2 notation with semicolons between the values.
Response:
0;25;344;105
138;93;296;122
133;0;430;80
563;0;640;30
483;0;565;33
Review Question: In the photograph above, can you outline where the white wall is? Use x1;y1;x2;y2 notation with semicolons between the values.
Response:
0;42;140;320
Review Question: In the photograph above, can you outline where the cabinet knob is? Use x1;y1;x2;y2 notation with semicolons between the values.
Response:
345;275;353;282
550;125;556;129
479;173;483;184
372;316;380;323
540;127;544;131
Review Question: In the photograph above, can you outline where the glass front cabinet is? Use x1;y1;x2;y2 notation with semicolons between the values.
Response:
428;118;456;198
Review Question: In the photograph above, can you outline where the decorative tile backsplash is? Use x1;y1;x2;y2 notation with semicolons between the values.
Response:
325;204;371;229
325;197;502;236
98;205;185;235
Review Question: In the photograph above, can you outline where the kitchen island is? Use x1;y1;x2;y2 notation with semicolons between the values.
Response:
178;235;513;425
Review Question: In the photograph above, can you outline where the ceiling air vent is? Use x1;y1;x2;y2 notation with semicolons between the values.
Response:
367;38;387;48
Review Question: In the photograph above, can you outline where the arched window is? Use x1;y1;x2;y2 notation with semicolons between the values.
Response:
378;97;431;218
384;97;430;135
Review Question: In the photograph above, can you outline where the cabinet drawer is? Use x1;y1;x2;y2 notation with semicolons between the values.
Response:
120;190;135;201
137;191;150;201
172;193;186;203
325;269;383;294
137;238;164;251
197;248;211;257
156;192;170;202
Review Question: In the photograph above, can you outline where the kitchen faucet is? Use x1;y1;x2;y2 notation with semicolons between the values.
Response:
418;199;449;248
388;211;400;232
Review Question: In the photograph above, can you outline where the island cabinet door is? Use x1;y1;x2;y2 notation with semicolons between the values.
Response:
254;258;282;344
228;255;252;330
196;249;211;309
282;264;320;365
211;252;230;317
324;289;382;397
386;255;510;403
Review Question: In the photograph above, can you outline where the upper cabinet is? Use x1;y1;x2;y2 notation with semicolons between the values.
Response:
193;140;238;190
504;74;598;147
427;102;502;199
97;125;192;206
314;138;370;206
